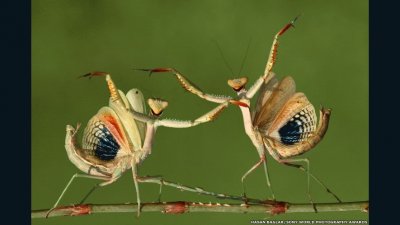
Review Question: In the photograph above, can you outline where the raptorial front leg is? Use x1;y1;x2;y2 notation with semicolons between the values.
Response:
246;17;298;99
125;96;232;161
263;16;298;78
155;101;229;128
80;72;126;107
136;68;232;103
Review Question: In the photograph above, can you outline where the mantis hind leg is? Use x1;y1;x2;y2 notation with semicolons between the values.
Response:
279;158;342;212
46;173;110;218
262;158;275;200
131;162;141;217
241;154;275;201
79;165;115;204
279;158;315;211
78;176;119;205
136;175;165;202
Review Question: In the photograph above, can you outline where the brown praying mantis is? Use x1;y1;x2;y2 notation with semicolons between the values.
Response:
47;72;229;217
137;17;342;209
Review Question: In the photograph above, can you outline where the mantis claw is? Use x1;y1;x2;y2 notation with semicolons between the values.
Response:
134;68;177;76
277;15;300;36
78;71;109;79
291;14;301;26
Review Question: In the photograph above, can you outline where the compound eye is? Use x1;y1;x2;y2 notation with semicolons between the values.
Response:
227;77;248;92
147;98;168;116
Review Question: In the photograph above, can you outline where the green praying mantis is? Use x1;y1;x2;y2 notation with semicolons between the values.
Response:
48;17;340;218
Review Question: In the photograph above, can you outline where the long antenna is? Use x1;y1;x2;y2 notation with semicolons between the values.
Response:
238;37;252;75
213;39;235;76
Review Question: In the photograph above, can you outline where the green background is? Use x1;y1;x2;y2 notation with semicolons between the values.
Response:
32;0;368;224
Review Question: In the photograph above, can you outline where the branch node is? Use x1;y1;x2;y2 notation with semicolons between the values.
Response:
270;201;289;215
362;203;369;213
163;201;188;214
54;204;92;216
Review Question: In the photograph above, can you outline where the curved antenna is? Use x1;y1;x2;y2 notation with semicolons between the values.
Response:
238;37;252;76
213;39;235;76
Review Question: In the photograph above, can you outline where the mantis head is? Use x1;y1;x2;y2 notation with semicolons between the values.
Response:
227;77;248;92
227;77;250;107
148;98;168;116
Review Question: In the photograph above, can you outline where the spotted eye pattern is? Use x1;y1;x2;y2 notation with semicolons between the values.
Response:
83;119;120;161
278;107;316;145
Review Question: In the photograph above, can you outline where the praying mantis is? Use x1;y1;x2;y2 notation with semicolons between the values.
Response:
138;17;342;209
48;72;228;217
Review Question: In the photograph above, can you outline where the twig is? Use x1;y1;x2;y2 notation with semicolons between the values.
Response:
32;201;368;218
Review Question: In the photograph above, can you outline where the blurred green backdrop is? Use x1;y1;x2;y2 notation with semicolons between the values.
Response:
32;0;368;224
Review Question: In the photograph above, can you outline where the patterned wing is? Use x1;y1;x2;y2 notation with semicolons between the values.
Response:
253;76;296;129
262;93;318;158
268;93;317;144
82;107;130;162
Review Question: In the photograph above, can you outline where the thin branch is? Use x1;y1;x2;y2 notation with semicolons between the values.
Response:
32;201;368;218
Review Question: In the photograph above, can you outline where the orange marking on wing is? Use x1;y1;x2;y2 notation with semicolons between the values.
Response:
100;114;131;151
103;115;124;140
